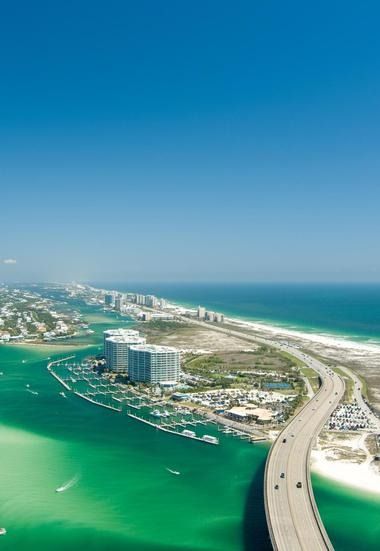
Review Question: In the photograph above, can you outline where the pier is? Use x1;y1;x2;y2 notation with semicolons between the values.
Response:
127;413;219;445
47;358;220;446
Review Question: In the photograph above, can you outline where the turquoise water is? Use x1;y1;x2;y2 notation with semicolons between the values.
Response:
0;308;270;550
0;289;379;549
97;282;380;343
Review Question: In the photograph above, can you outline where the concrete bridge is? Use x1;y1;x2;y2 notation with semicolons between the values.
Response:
264;349;344;551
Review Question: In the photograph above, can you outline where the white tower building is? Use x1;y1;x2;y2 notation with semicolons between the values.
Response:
103;328;143;373
128;344;180;385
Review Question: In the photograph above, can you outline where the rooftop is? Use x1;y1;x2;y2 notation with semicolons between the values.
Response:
129;344;179;354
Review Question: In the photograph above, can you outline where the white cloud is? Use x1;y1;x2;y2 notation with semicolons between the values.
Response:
2;258;17;265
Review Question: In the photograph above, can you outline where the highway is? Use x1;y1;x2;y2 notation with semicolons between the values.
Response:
178;316;345;550
264;346;344;551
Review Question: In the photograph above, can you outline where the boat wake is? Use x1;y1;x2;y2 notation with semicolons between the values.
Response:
55;474;80;493
166;468;180;476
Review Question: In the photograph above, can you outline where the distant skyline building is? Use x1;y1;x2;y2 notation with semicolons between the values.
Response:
159;298;167;309
135;294;146;306
206;311;215;321
145;295;158;308
104;293;114;307
105;334;146;373
115;294;123;311
128;344;180;385
197;306;206;319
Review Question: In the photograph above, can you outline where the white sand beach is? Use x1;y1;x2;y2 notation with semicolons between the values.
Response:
311;447;380;495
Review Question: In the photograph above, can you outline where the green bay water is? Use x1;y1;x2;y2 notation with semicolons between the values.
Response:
0;310;270;551
0;302;379;550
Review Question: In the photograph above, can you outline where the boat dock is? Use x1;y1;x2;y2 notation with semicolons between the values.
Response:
46;358;267;447
74;391;122;412
127;413;219;445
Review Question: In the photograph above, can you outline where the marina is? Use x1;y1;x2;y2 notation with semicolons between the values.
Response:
47;358;221;445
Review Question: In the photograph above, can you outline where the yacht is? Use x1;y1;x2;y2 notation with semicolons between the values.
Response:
59;391;67;398
0;528;6;536
202;435;219;445
182;429;196;438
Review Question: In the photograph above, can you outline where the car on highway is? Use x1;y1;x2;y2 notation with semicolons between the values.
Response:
280;472;285;478
274;484;279;490
296;481;302;488
282;438;287;443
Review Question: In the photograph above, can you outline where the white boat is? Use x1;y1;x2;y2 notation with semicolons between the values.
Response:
182;429;196;438
166;468;180;475
202;435;219;445
0;528;6;536
59;391;67;398
151;410;162;417
26;384;30;388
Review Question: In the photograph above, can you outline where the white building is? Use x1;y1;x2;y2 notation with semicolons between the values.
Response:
104;293;114;307
206;311;215;321
103;328;141;369
114;294;124;311
145;295;158;308
105;334;146;373
135;294;146;305
128;344;180;385
197;306;206;319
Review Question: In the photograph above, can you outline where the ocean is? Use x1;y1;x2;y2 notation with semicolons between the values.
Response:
0;288;379;550
96;282;380;343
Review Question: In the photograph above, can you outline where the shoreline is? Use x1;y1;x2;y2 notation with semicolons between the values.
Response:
158;297;380;496
11;284;380;497
128;291;380;346
223;316;380;354
311;448;380;496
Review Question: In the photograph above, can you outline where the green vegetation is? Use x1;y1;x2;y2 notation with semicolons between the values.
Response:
279;350;305;368
299;366;321;393
182;348;303;393
357;373;369;400
333;367;354;402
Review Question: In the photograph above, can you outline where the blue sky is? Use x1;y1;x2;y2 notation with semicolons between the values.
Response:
1;1;380;282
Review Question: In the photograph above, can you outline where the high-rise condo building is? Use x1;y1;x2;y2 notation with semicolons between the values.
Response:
104;293;114;307
114;294;124;311
145;295;158;308
197;306;206;319
103;328;143;372
128;344;180;385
